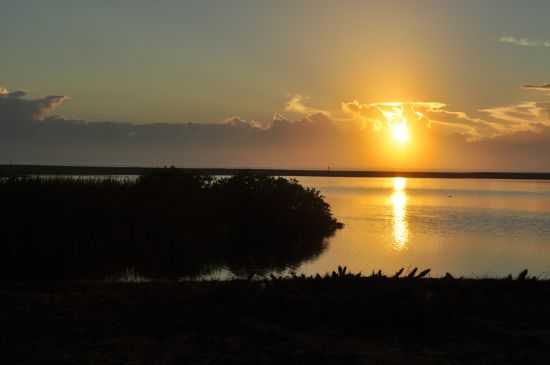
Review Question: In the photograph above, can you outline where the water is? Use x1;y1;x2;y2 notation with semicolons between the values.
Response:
21;174;550;278
294;177;550;278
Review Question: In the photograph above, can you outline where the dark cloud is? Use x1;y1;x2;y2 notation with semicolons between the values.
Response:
0;86;68;122
0;113;369;168
0;87;363;167
3;90;28;98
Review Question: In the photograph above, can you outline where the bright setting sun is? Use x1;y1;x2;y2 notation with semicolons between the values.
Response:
382;108;411;144
391;121;410;143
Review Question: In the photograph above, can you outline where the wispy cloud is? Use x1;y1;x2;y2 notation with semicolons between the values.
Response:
523;83;550;93
499;35;550;48
285;94;330;117
479;84;550;135
481;101;550;132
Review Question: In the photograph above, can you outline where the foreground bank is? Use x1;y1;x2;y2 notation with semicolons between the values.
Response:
3;273;549;364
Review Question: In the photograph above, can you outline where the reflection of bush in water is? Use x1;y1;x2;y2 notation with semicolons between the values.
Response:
0;170;342;279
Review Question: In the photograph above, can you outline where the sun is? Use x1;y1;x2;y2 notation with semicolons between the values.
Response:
391;121;410;143
381;107;411;144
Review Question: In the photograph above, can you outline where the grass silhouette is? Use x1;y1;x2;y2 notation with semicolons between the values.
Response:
2;267;550;364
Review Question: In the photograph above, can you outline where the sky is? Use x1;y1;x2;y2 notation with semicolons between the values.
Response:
1;0;550;170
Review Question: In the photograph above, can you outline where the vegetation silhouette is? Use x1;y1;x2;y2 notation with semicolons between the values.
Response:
3;267;550;364
0;169;342;279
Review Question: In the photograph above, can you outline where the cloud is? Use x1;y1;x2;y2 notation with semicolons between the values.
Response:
473;83;550;136
223;116;266;129
523;83;550;93
285;94;330;117
341;92;550;142
499;35;550;48
341;100;387;129
0;112;366;168
480;101;550;133
3;84;550;171
0;86;68;122
340;100;499;140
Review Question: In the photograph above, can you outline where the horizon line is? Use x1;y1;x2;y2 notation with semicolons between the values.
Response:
2;164;550;180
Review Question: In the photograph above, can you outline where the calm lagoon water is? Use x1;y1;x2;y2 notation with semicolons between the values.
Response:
294;177;550;278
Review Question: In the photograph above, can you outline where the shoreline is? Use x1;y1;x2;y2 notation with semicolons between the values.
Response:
3;164;550;180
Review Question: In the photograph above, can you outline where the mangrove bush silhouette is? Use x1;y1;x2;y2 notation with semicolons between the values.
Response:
0;170;342;279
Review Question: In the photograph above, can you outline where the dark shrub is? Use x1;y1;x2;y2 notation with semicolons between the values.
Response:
0;171;342;279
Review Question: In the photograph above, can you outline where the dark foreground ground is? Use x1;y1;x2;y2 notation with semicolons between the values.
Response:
3;275;550;365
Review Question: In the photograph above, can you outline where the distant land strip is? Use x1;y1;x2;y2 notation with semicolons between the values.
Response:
2;164;550;180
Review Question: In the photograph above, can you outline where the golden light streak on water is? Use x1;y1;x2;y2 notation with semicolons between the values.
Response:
391;177;408;251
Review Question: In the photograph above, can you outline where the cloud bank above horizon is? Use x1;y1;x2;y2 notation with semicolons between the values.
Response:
2;83;550;171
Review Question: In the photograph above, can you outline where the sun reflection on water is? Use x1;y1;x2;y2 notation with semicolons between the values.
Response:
391;177;408;251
